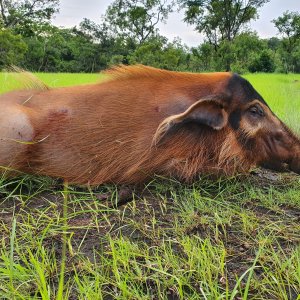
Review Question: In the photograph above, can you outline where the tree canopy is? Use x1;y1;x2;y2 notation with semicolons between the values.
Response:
104;0;173;44
0;0;299;74
272;11;300;72
180;0;269;44
178;0;270;70
0;0;59;36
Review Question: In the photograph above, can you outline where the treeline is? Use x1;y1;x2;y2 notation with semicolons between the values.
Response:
1;0;300;73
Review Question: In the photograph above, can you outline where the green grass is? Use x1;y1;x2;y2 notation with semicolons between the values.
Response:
0;72;299;299
0;72;102;94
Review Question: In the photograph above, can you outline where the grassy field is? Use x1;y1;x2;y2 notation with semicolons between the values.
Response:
0;71;299;299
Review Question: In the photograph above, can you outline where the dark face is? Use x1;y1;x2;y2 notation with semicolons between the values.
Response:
227;74;300;174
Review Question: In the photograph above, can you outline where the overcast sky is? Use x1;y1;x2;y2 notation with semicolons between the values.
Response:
52;0;300;47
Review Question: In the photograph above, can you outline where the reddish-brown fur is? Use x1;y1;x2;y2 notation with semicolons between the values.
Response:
0;65;299;185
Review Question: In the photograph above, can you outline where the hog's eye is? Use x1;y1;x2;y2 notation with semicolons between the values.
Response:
248;105;264;117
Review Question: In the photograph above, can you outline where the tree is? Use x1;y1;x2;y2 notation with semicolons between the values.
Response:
249;49;275;73
190;43;215;71
272;11;300;51
0;0;59;36
128;36;189;70
272;11;300;72
230;31;265;73
77;18;110;43
104;0;173;44
22;27;108;72
178;0;269;70
76;19;136;68
267;37;280;53
0;28;27;69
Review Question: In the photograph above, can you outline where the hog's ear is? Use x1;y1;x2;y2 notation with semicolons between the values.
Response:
153;96;228;145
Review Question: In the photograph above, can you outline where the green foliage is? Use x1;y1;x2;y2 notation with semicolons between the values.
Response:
190;43;215;71
105;0;173;44
230;32;265;73
188;32;268;73
0;1;299;74
0;29;27;69
0;0;59;36
272;11;300;42
128;36;189;70
273;11;300;73
249;50;275;73
22;25;124;72
179;0;270;70
180;0;269;42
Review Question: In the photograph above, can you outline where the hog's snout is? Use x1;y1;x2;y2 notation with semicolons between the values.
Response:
288;156;300;174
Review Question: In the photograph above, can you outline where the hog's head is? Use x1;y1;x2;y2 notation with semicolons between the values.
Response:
227;74;300;174
154;73;300;175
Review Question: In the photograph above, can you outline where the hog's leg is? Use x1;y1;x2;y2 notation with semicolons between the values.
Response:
96;185;142;207
0;104;34;173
